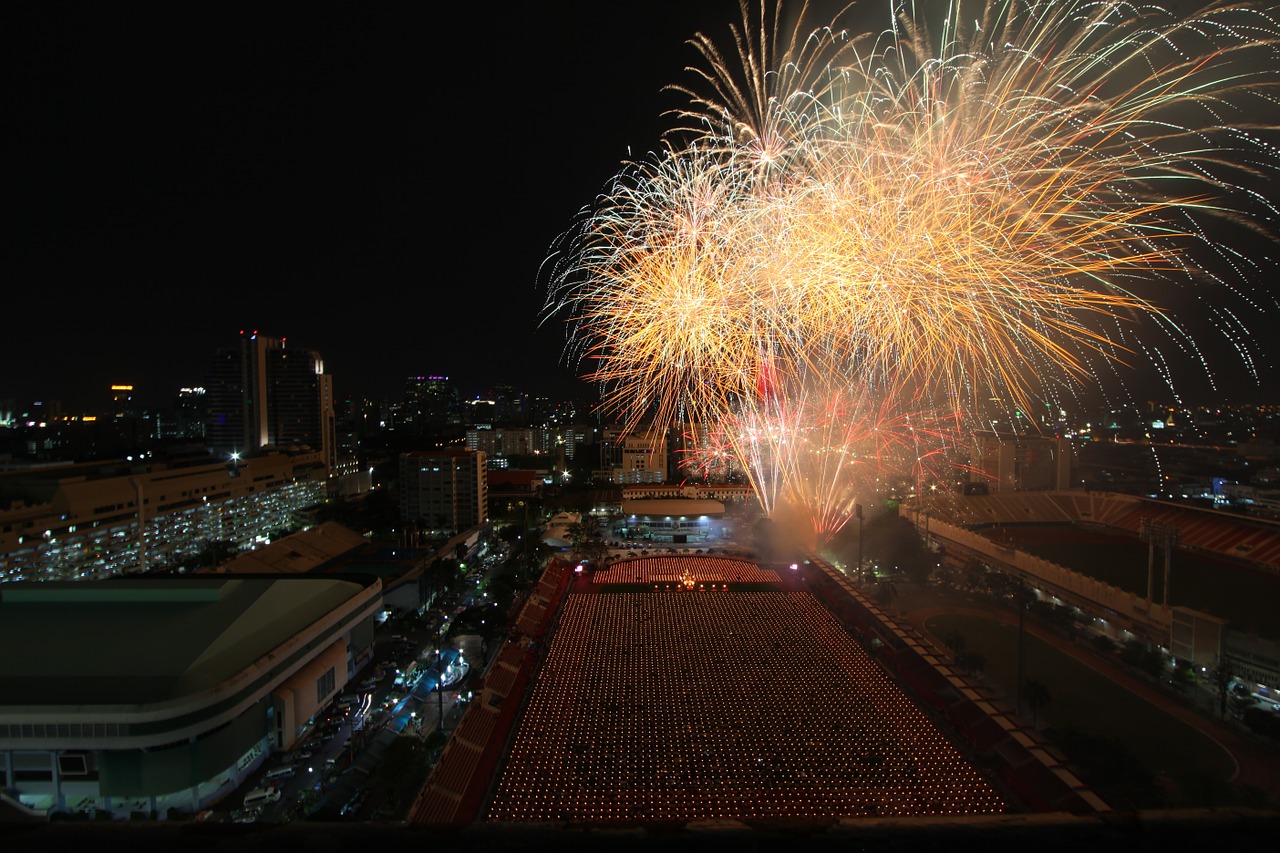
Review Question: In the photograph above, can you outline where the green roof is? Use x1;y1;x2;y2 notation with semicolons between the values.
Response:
0;576;368;706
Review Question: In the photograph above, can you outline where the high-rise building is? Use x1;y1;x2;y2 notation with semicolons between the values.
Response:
466;427;535;458
487;383;526;425
108;384;135;418
594;426;668;485
205;331;334;474
157;386;208;441
398;448;488;534
970;431;1073;492
403;375;459;433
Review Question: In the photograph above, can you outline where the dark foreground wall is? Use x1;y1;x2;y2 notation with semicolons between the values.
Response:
4;810;1280;853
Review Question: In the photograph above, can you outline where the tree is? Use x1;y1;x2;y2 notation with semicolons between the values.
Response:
1213;657;1235;719
566;514;609;566
1120;638;1147;669
506;533;552;583
423;728;448;753
1171;659;1196;692
1140;647;1167;680
428;558;466;603
496;524;523;546
1022;678;1051;726
964;559;986;591
375;736;431;804
943;629;967;663
958;650;987;676
193;539;236;568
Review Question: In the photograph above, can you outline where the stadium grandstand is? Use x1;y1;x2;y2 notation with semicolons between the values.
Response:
913;491;1280;568
908;490;1280;685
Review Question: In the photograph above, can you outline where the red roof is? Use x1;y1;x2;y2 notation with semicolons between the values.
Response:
486;469;543;486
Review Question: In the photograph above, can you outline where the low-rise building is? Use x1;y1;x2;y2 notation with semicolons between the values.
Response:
0;451;328;583
0;572;381;818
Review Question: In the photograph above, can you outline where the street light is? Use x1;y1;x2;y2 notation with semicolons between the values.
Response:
436;618;446;733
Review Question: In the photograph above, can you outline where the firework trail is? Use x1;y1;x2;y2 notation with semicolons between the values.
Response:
687;376;966;541
544;0;1280;541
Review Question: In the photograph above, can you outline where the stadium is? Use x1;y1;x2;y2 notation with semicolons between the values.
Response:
408;554;1109;832
907;491;1280;686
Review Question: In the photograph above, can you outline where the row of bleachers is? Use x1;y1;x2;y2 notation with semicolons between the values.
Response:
921;491;1280;571
924;491;1139;529
1061;492;1138;527
590;556;780;585
484;589;1004;822
1107;500;1280;568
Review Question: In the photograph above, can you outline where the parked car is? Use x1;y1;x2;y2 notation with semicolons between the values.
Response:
243;788;282;809
264;766;296;782
340;789;368;817
231;806;262;823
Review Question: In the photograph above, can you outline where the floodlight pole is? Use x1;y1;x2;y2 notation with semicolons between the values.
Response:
1016;577;1027;717
856;503;865;585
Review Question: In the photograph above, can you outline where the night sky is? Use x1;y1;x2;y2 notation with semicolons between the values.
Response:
8;2;743;410
8;1;1277;413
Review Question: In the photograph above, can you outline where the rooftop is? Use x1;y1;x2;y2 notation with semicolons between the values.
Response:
0;574;371;706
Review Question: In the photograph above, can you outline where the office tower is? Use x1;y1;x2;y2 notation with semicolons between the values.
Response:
108;384;135;418
403;375;459;433
158;386;208;441
205;331;334;473
487;383;526;426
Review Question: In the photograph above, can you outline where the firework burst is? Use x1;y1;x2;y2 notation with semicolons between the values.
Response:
544;0;1280;541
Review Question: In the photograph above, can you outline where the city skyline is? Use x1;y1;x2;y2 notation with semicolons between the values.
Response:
10;1;1280;414
7;3;750;412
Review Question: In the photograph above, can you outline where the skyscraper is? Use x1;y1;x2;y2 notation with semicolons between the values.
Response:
403;375;459;433
205;331;334;473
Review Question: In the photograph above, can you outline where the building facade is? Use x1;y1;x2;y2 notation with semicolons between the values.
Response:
970;432;1073;492
204;331;335;474
0;451;328;583
399;449;488;535
0;574;381;818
